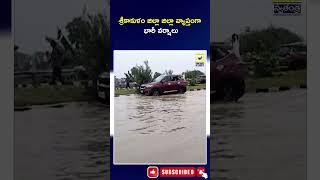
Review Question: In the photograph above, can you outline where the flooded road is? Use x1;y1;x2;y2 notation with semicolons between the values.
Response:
114;90;207;164
15;102;109;180
14;89;306;180
212;89;306;180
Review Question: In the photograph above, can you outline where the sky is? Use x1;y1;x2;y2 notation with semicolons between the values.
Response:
15;0;107;53
114;50;206;78
15;0;306;53
211;0;306;42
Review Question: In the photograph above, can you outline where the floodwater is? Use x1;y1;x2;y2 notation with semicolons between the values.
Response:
114;90;207;164
14;89;306;180
14;102;109;180
212;89;306;180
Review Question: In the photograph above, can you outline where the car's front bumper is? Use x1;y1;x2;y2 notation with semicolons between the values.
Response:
140;87;152;95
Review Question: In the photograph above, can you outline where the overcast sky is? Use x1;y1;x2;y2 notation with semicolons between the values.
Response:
212;0;306;42
15;0;306;53
114;50;206;78
15;0;106;53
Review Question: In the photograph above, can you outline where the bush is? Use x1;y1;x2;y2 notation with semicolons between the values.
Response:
189;78;196;86
247;51;279;77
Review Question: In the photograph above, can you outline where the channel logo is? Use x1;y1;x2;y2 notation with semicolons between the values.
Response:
273;0;302;16
195;52;205;67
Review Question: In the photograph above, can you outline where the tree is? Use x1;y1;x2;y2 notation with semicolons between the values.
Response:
45;9;109;86
164;69;173;75
239;26;303;54
129;61;153;86
65;12;108;81
153;72;162;80
124;71;134;88
184;70;204;79
45;36;66;84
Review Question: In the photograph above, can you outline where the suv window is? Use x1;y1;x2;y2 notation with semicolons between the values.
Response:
162;76;172;82
172;76;181;81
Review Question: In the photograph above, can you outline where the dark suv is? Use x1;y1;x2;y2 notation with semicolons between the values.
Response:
97;72;110;103
140;75;188;96
211;44;246;101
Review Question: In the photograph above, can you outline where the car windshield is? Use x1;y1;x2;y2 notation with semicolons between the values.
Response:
153;75;166;82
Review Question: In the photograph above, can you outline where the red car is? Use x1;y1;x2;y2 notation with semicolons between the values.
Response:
211;44;246;101
281;52;307;70
140;75;188;96
279;42;307;70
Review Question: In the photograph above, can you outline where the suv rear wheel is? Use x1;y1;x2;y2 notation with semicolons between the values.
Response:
179;87;187;94
152;89;161;96
222;80;245;102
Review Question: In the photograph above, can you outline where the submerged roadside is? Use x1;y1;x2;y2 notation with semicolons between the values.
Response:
14;70;306;107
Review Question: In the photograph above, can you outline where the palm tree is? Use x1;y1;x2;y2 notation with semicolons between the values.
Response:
45;28;75;85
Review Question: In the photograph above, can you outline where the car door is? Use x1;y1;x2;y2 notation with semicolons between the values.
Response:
161;76;172;92
166;76;179;92
170;76;179;91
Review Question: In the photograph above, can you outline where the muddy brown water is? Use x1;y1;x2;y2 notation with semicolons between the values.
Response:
15;102;109;180
212;89;306;180
14;89;306;180
114;90;206;164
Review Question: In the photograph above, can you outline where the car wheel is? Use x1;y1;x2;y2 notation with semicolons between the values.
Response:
179;87;187;94
152;89;161;96
223;82;235;102
223;80;245;102
236;80;245;100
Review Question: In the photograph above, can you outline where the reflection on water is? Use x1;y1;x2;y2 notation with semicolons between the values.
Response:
15;102;109;180
211;90;306;180
14;89;306;180
114;90;206;164
119;93;187;135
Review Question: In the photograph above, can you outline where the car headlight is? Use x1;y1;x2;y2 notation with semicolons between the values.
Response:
145;84;153;88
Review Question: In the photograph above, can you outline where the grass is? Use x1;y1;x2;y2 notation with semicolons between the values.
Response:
246;69;306;91
14;86;94;107
187;84;206;91
115;88;138;95
114;70;307;96
15;70;306;106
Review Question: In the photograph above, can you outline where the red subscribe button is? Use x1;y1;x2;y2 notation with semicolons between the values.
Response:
159;167;196;178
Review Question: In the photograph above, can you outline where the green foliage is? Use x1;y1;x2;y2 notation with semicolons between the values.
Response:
65;12;109;80
184;70;205;79
129;61;153;85
165;69;173;75
153;72;162;80
239;26;303;54
45;9;109;84
124;71;134;82
189;78;196;86
239;26;303;77
247;51;279;77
